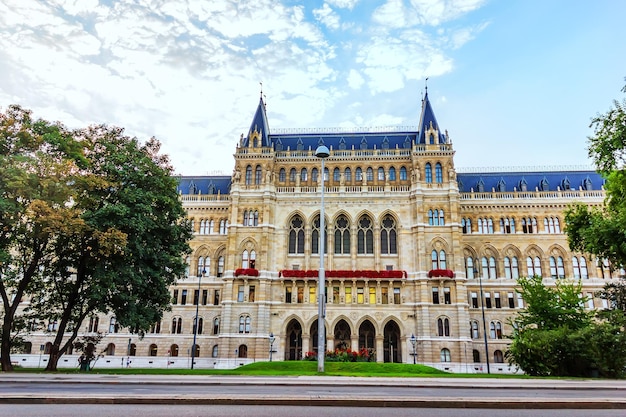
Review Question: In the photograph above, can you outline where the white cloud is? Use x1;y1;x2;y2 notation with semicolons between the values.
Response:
0;0;493;174
313;4;341;30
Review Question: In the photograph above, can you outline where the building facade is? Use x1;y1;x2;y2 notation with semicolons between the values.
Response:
15;92;612;372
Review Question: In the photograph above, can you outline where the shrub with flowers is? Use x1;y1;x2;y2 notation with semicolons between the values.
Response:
302;348;375;362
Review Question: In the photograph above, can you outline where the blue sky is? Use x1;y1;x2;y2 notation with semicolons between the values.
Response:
1;0;624;175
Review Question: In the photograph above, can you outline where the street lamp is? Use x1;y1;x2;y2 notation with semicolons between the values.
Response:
191;269;205;370
410;333;417;364
269;333;275;362
315;145;329;373
474;267;490;374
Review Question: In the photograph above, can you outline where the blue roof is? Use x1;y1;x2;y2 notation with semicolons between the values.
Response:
270;131;416;152
456;171;604;192
417;91;447;144
242;96;271;147
177;176;231;195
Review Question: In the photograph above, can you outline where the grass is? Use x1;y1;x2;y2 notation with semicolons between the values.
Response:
12;361;525;378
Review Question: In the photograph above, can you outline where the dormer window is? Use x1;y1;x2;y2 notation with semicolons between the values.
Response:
497;178;506;192
561;177;571;190
539;177;549;191
519;178;528;192
339;137;346;150
477;179;485;193
360;137;368;150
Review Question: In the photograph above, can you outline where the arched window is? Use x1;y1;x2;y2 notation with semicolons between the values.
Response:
494;350;504;363
149;344;158;356
255;165;262;184
239;315;251;334
279;168;286;182
289;168;296;182
193;317;203;335
344;167;352;183
380;214;397;254
333;167;340;182
212;345;219;358
470;320;479;339
399;166;407;181
439;209;445;225
462;218;472;234
300;168;308;182
504;257;519;279
334;214;350;255
473;349;480;363
171;317;182;334
377;167;385;181
465;257;475;279
238;345;248;358
435;163;443;183
389;167;396;181
170;344;179;357
311;214;327;254
219;219;227;234
490;321;503;339
197;257;205;276
106;343;115;356
242;250;249;268
312;168;318;182
573;256;588;279
355;167;363;182
288;215;305;254
366;167;374;182
425;163;432;183
213;317;220;335
245;165;252;185
428;209;434;225
109;317;118;333
217;256;224;277
440;348;451;362
357;215;374;254
437;317;450;337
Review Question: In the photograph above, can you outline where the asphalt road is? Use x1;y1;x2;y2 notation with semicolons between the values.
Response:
1;374;626;410
2;405;626;417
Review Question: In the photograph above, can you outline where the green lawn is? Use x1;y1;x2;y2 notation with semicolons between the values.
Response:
12;361;524;377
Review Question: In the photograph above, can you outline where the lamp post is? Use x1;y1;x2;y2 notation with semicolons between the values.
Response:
474;267;490;374
410;333;417;364
191;269;204;370
315;145;329;373
269;333;275;362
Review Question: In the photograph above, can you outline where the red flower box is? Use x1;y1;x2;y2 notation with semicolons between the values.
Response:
235;268;259;277
427;269;455;278
279;269;406;279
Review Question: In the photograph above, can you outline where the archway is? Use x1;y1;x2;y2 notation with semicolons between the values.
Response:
383;321;401;363
334;319;351;350
358;320;376;353
310;320;318;355
285;319;302;360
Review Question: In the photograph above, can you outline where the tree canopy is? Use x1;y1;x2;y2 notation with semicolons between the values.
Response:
0;105;191;371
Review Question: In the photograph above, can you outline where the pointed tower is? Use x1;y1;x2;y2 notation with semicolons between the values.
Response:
242;94;271;148
417;90;447;145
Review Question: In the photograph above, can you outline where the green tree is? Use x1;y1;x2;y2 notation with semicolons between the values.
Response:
565;80;626;271
0;106;192;371
0;105;84;371
506;276;593;377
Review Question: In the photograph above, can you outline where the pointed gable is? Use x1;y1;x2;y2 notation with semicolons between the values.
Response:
243;96;270;148
417;91;447;145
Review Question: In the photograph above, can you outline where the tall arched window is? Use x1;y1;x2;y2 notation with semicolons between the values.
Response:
171;317;182;334
380;214;397;254
377;167;385;181
279;168;286;182
490;321;503;339
255;165;262;184
470;320;479;339
213;317;220;335
504;257;519;279
334;214;350;255
311;214;327;254
344;167;352;183
573;256;588;279
356;167;363;182
217;256;224;277
389;167;396;181
399;166;407;181
333;167;340;182
357;215;374;254
289;168;296;182
312;168;318;182
440;348;451;362
435;163;443;183
288;215;305;254
300;168;308;182
245;165;252;185
366;167;373;181
465;257;475;279
437;317;450;337
425;163;432;183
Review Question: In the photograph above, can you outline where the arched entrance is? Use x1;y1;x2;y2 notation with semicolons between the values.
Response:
358;320;375;354
285;319;302;360
334;319;351;350
383;321;401;363
310;320;318;355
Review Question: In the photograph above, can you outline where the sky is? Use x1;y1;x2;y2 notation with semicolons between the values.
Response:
1;0;625;176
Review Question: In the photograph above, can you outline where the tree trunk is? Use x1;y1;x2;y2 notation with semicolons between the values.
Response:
1;313;14;372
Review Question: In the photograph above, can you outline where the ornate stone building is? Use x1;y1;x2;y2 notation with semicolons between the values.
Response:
16;92;611;372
